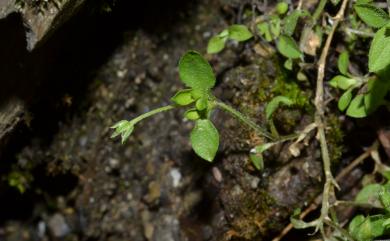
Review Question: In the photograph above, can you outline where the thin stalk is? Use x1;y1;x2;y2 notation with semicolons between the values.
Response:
214;100;275;140
131;105;176;124
314;0;349;235
312;0;328;23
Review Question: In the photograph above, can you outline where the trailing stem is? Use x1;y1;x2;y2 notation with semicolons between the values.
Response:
214;100;275;140
130;105;176;125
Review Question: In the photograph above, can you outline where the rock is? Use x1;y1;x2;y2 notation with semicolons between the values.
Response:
0;99;24;157
0;0;16;19
48;213;70;238
0;0;87;50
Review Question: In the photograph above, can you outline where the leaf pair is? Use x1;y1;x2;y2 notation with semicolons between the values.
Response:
178;51;220;162
354;3;390;73
329;51;372;117
207;25;253;54
349;214;390;241
349;182;390;241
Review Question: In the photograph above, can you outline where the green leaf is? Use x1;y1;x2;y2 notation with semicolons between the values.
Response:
257;22;273;41
284;58;293;70
249;154;264;171
346;94;368;118
369;26;390;73
190;119;219;162
379;184;390;212
191;89;203;99
349;215;366;240
277;35;302;59
276;2;288;15
364;78;390;113
254;142;275;153
111;120;133;138
227;24;253;42
171;89;195;106
338;89;353;111
354;4;390;28
121;125;134;144
179;51;216;91
184;109;200;120
356;0;373;3
329;75;357;90
369;215;387;238
195;97;208;111
207;36;226;54
349;215;388;241
111;120;130;132
249;142;276;170
270;16;281;39
283;10;304;36
355;183;382;206
265;96;293;120
383;217;390;229
218;29;229;38
356;217;373;241
338;51;350;75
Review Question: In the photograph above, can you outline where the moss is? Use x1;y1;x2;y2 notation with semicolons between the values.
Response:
257;57;312;110
326;114;344;164
256;57;313;134
228;188;278;240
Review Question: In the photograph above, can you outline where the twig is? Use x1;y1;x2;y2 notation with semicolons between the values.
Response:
314;0;349;235
345;27;375;38
272;140;377;241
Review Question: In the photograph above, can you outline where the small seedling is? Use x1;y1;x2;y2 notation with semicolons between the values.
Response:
111;51;276;164
207;25;253;54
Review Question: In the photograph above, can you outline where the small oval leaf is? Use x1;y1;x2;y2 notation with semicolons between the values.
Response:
184;109;200;120
227;25;253;41
338;51;350;75
179;51;216;91
346;94;368;118
277;35;302;59
207;36;226;54
190;119;219;162
354;3;390;28
338;89;353;111
329;75;357;90
283;10;304;36
171;89;195;106
369;26;390;73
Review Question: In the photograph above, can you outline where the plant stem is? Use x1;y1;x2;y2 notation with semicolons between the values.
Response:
312;0;328;23
214;100;274;140
131;105;176;124
314;0;349;235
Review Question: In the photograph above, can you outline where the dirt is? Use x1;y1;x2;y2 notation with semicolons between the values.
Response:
0;0;340;240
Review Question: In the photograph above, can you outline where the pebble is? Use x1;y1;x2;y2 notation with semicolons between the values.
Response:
108;158;120;169
250;177;260;189
48;213;70;238
169;168;181;188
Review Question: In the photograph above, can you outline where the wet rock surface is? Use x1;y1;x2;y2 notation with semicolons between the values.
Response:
0;0;331;240
0;0;86;50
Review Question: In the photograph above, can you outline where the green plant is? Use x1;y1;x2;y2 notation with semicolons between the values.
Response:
113;0;390;240
207;25;253;54
329;1;390;118
347;181;390;240
112;51;280;164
